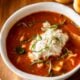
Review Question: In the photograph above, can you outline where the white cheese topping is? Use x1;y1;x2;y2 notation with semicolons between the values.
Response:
28;21;69;61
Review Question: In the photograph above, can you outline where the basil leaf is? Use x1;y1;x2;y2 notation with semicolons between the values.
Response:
16;46;25;54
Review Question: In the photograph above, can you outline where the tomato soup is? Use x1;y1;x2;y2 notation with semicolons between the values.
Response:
6;11;80;77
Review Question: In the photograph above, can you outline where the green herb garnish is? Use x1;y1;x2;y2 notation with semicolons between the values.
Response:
54;37;60;42
31;43;36;51
36;34;42;41
61;48;69;59
16;46;25;54
57;48;69;60
45;46;49;51
51;24;59;29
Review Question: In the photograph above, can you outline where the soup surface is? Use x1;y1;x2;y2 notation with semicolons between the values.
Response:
6;11;80;77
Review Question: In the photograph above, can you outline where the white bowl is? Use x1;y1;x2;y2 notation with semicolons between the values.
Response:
0;2;80;80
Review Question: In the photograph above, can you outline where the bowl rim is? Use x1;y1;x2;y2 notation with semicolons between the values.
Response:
0;2;80;80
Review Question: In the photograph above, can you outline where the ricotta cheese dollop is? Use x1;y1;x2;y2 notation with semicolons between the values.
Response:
28;21;69;61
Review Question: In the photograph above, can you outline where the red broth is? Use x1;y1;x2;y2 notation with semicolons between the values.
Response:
6;11;80;76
